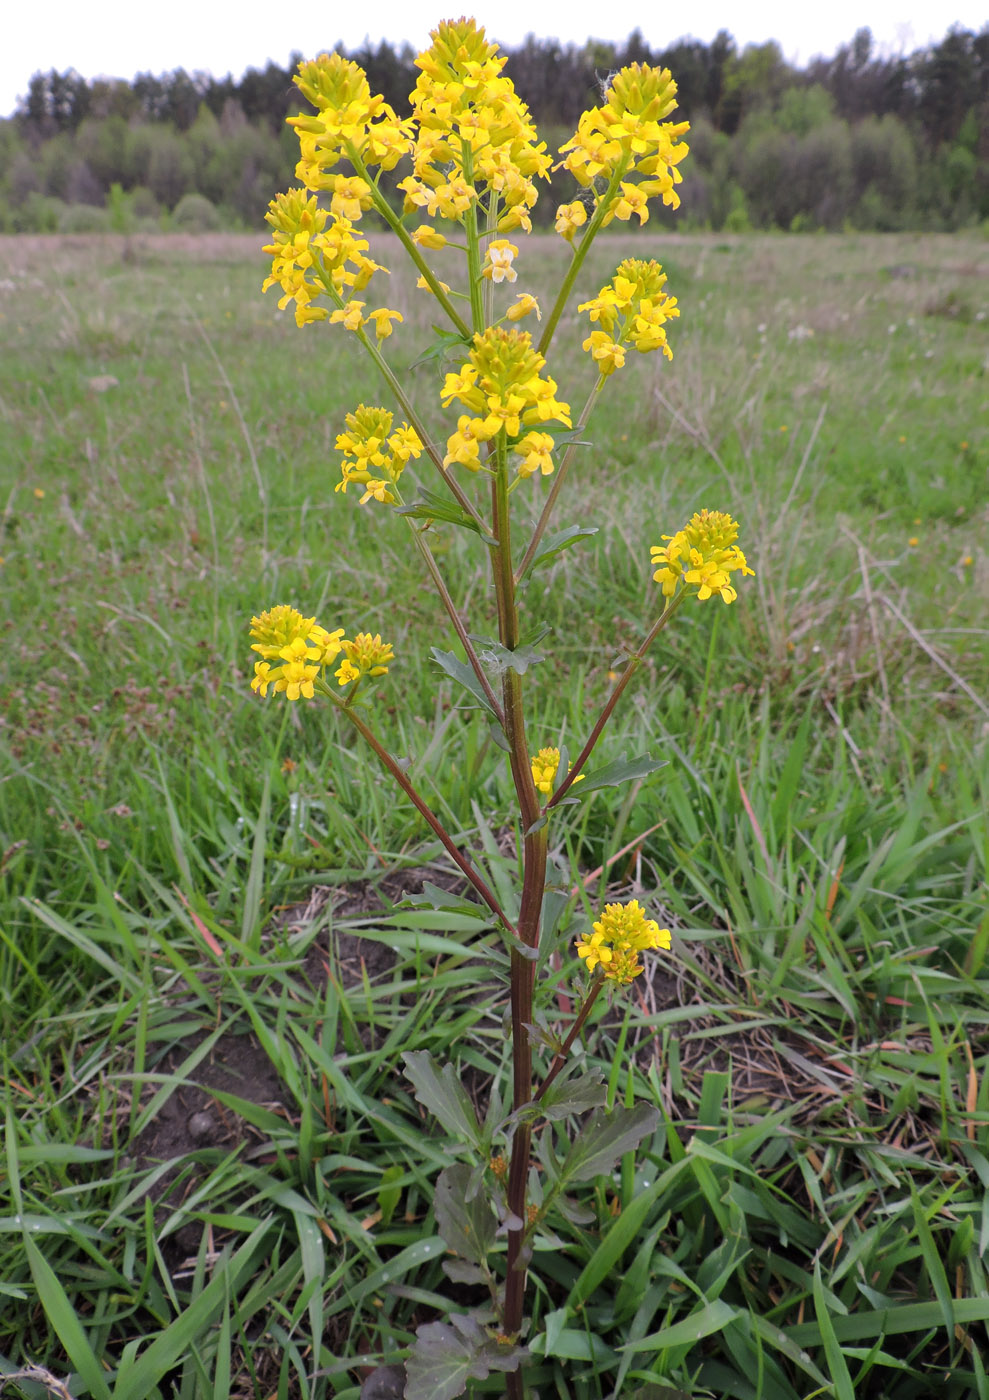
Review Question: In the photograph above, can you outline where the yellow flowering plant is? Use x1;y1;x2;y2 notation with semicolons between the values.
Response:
252;19;752;1396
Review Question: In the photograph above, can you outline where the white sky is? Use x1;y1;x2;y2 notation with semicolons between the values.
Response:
2;0;984;118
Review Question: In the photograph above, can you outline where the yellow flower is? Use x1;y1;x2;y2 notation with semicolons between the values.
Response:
576;900;670;984
515;431;555;478
411;224;448;250
329;299;366;331
339;632;396;683
555;201;587;241
507;293;540;322
367;307;403;340
582;330;625;376
335;404;420;501
482;239;518;284
416;274;452;296
530;746;584;794
441;327;571;467
249;606;345;701
650;509;754;604
908;536;919;548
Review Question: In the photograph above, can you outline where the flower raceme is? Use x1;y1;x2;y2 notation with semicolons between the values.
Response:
530;747;585;796
249;606;394;700
334;404;423;505
579;258;680;370
576;900;672;984
651;509;755;605
440;327;571;475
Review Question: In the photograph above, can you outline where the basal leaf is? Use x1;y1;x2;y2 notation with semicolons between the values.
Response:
560;1103;659;1184
403;1051;484;1151
405;1315;525;1400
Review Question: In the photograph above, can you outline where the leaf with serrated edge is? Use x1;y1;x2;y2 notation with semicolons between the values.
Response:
560;1103;659;1183
403;1051;483;1150
405;1316;525;1400
435;1164;496;1265
527;524;599;574
539;1074;608;1121
431;648;500;724
570;753;666;796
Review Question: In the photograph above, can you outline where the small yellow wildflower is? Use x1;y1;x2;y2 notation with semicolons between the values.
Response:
507;293;540;322
576;900;671;984
33;488;45;499
908;536;919;548
367;308;403;340
555;201;587;241
582;330;625;376
416;274;452;296
482;239;518;284
411;224;448;250
650;509;754;605
530;746;584;795
329;300;366;332
249;605;346;701
338;632;396;683
515;431;556;479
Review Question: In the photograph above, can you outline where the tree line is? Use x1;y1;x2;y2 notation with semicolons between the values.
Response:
1;23;985;234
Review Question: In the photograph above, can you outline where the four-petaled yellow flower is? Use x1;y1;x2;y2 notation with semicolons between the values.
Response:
335;404;422;503
249;606;347;700
507;293;540;322
483;239;518;284
576;900;671;984
650;509;754;605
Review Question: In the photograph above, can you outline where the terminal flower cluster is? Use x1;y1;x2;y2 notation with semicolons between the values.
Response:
335;405;424;504
557;62;689;228
530;747;584;796
651;509;755;605
579;258;680;373
289;53;413;186
576;900;672;984
441;327;571;476
249;605;394;700
399;18;551;234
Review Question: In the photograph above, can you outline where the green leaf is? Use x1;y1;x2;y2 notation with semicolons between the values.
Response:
377;1164;404;1228
411;324;473;369
405;1315;525;1400
434;1164;496;1266
567;753;667;798
526;524;599;574
470;638;546;676
397;488;494;542
538;1074;608;1122
812;1260;855;1400
23;1234;113;1400
559;1103;659;1184
630;1297;739;1351
430;648;503;733
403;1051;484;1151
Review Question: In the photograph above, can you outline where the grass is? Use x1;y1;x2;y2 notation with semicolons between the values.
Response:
0;225;987;1399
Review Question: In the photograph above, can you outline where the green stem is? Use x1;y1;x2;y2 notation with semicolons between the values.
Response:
348;144;472;339
460;143;486;334
514;372;607;585
489;445;547;1349
319;682;517;936
548;589;688;808
536;166;626;361
534;973;606;1102
409;529;506;727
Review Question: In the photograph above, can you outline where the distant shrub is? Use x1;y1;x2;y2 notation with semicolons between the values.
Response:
171;192;221;230
58;203;111;233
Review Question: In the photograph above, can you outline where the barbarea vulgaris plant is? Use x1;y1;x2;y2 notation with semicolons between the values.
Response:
254;19;752;1397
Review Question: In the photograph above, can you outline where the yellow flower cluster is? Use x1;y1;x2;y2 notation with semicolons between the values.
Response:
249;606;394;700
576;900;671;984
579;259;680;372
399;19;551;234
334;633;396;687
440;327;571;475
289;53;413;188
261;190;387;326
557;63;689;230
651;510;755;605
530;747;584;796
335;404;423;505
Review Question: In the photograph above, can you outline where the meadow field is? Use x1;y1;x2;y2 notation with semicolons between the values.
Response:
0;227;987;1397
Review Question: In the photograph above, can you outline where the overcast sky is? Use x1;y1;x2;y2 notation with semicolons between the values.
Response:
2;0;984;118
